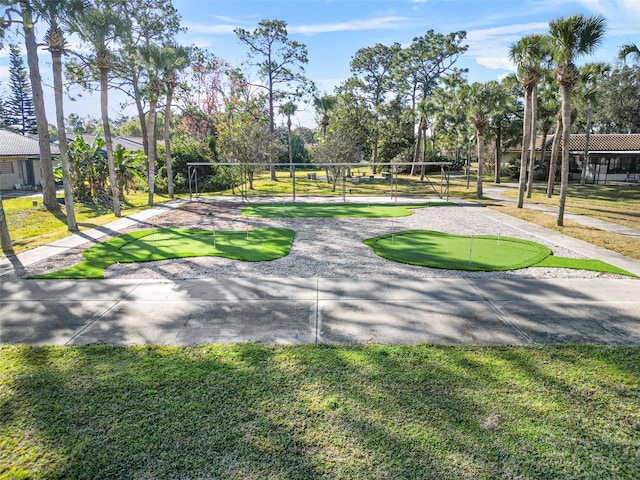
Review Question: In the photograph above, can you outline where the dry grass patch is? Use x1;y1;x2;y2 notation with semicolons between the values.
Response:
489;204;640;260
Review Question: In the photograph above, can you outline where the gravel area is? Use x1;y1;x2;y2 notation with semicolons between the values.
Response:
6;198;623;281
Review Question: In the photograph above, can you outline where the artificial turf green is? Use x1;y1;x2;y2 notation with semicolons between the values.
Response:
364;230;552;271
364;229;636;275
241;202;452;218
33;227;295;279
534;255;638;277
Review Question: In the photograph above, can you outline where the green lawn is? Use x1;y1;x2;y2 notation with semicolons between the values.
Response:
3;191;177;254
241;202;452;218
364;230;637;276
33;227;294;279
1;344;638;479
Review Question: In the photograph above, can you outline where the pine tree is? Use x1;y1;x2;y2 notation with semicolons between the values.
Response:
5;44;37;135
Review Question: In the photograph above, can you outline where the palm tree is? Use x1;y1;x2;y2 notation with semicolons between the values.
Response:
549;14;606;226
509;34;551;208
39;0;83;231
140;44;163;206
578;62;611;184
313;94;337;137
68;1;127;216
160;43;190;198
17;1;59;211
279;101;297;178
0;191;13;255
618;43;640;63
467;82;491;199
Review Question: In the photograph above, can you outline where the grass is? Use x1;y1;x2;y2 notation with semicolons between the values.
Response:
33;227;294;279
364;230;636;276
241;202;452;218
490;204;640;261
3;191;178;254
1;344;638;479
500;183;640;230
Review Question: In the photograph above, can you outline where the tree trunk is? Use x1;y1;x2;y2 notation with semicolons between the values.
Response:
557;84;572;227
287;117;293;178
268;81;276;181
101;69;121;217
164;86;174;198
410;117;423;176
51;49;78;231
147;98;158;206
0;192;14;255
476;133;484;199
580;103;593;185
517;87;532;208
547;114;562;197
21;3;59;211
372;115;379;175
495;124;502;183
133;76;149;156
526;85;538;198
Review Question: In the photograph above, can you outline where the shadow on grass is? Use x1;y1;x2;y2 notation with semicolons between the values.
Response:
2;344;638;479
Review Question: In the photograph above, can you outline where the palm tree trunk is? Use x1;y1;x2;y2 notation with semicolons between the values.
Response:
101;69;121;217
21;3;59;211
517;88;532;208
411;116;424;176
495;125;502;183
547;114;562;197
164;86;175;198
372;116;379;175
51;49;78;231
580;103;593;184
0;192;14;255
527;85;538;198
557;84;572;226
476;133;484;199
287;117;293;178
147;99;158;206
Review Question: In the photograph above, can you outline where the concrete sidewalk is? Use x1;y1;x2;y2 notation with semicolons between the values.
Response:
1;277;639;346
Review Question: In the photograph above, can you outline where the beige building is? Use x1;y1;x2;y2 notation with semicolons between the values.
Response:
0;129;60;191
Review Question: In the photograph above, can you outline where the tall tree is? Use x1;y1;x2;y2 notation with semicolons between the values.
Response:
549;13;606;226
577;62;610;184
509;33;551;208
279;101;296;177
160;42;190;199
467;82;492;199
235;19;309;180
350;42;401;173
4;44;36;134
0;191;13;255
395;30;468;175
68;0;129;216
313;93;336;138
39;0;83;231
618;43;640;63
5;1;60;210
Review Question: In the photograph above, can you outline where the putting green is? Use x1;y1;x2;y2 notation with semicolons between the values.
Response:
34;227;295;279
241;202;452;218
365;230;552;271
364;230;637;276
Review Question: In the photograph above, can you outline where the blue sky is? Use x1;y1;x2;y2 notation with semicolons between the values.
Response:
1;0;639;128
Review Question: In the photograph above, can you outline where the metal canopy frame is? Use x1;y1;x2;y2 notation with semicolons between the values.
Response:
186;161;451;202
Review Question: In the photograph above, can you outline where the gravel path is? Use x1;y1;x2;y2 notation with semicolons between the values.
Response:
8;199;620;280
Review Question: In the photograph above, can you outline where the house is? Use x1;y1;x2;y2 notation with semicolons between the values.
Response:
504;133;640;183
0;129;59;191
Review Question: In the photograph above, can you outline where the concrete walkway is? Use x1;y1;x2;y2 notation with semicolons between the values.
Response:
482;184;640;239
2;277;639;345
1;194;639;346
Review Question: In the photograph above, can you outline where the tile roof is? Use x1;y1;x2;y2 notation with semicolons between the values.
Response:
0;129;60;156
568;134;640;152
507;133;640;153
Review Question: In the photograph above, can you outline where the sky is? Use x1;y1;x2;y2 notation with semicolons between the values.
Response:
1;0;639;129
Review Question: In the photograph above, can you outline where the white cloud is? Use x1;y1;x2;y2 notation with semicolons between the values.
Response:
467;22;549;44
476;56;514;71
184;23;237;34
289;16;407;35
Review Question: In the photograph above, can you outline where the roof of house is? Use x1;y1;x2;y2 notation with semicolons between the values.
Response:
114;136;145;152
507;133;640;154
568;133;640;153
0;129;60;157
